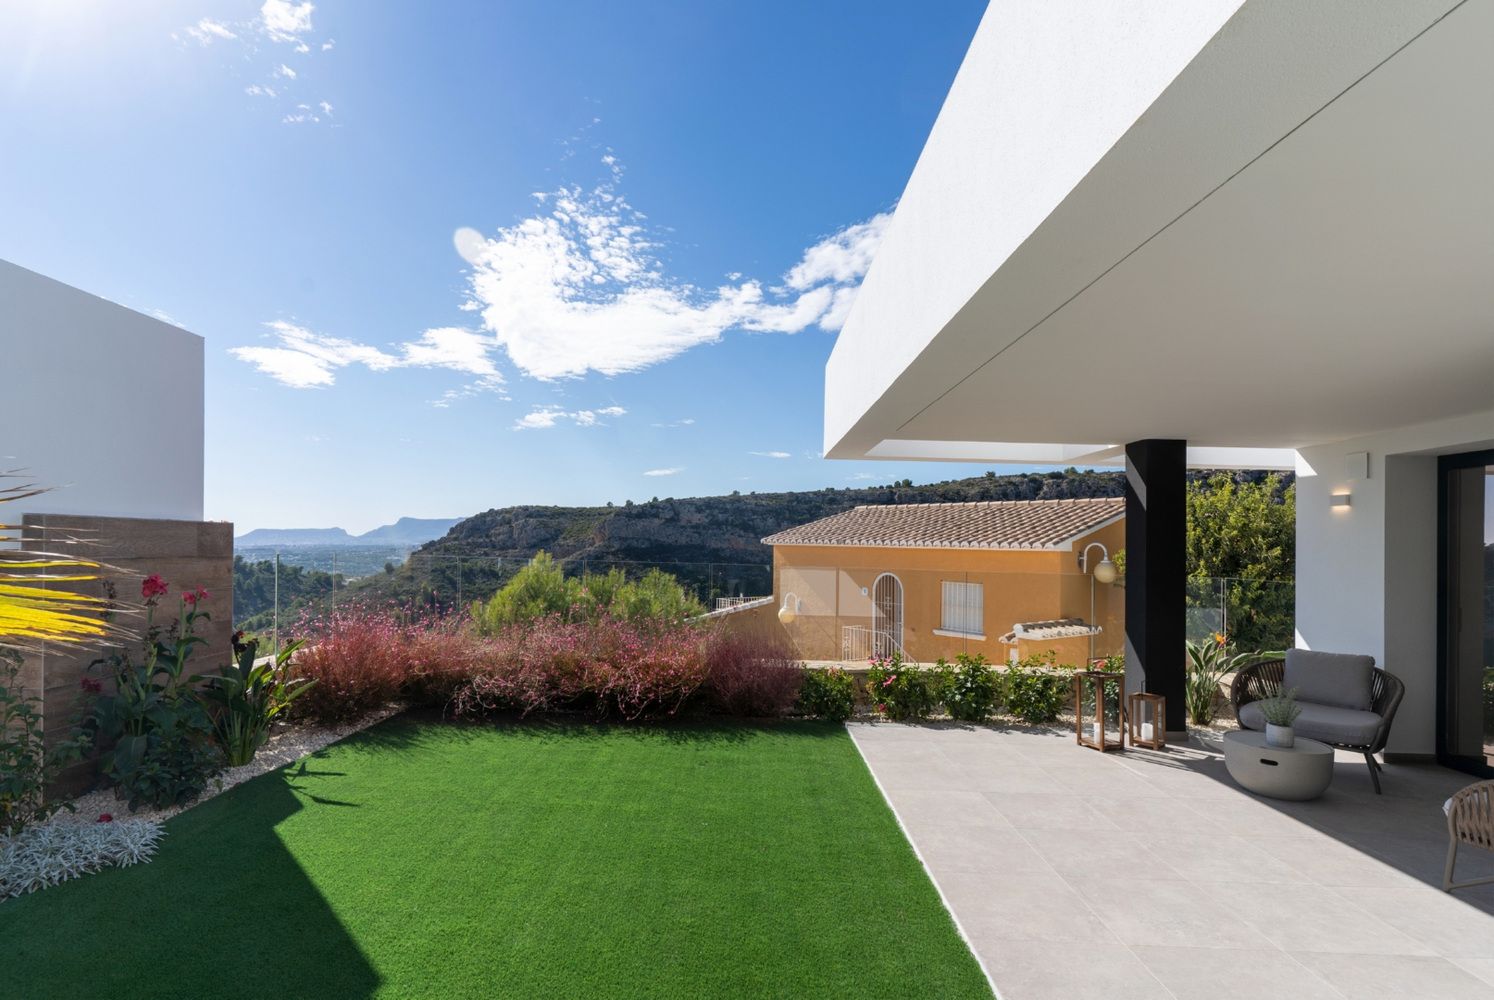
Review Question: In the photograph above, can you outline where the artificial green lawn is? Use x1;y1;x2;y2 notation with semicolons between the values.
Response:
2;718;991;999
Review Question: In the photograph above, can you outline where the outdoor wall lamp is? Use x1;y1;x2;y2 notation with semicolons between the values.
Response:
1330;493;1352;510
1078;542;1117;662
777;593;802;625
1078;542;1118;584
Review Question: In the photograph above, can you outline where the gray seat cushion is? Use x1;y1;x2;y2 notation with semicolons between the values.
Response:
1284;649;1375;711
1238;700;1382;747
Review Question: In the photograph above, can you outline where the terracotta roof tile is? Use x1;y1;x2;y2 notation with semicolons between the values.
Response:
762;497;1123;550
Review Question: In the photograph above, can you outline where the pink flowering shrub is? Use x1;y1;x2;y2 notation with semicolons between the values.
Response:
449;615;709;721
699;628;805;718
292;608;417;722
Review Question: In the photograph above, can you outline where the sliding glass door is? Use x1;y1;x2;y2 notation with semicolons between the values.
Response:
1439;449;1494;777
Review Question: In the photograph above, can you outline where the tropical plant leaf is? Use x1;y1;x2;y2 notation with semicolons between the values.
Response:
0;476;114;649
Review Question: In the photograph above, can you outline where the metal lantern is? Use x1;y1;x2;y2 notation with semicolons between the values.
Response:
1127;691;1167;751
1074;670;1125;752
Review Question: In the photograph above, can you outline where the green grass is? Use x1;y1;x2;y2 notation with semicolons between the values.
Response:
3;719;991;999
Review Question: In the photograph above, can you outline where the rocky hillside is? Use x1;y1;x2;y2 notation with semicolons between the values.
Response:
251;467;1292;624
341;469;1131;609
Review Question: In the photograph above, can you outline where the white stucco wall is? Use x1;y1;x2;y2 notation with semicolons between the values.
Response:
1295;410;1494;756
1;259;204;521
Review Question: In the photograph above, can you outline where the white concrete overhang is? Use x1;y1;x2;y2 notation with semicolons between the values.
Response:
825;0;1494;467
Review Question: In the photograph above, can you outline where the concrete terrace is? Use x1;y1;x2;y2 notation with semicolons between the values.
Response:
849;722;1494;1000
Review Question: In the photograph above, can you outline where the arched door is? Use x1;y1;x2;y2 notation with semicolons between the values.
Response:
871;573;904;659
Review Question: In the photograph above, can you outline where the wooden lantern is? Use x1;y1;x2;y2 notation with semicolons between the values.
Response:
1074;670;1125;752
1127;691;1167;751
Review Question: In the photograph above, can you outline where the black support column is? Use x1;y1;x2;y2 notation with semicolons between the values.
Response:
1124;439;1187;736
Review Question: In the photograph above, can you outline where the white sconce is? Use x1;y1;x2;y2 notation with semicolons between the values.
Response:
1330;493;1352;510
778;593;802;625
1078;542;1118;584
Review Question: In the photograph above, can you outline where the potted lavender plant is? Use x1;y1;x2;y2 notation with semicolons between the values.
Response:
1260;687;1302;748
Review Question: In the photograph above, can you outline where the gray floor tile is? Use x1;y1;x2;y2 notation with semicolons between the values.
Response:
1069;877;1275;949
975;940;1168;1000
1133;945;1341;1000
1291;953;1494;1000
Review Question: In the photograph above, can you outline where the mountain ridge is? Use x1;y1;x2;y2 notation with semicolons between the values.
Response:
235;516;460;548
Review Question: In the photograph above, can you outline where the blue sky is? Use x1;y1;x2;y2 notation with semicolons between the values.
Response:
0;0;1003;533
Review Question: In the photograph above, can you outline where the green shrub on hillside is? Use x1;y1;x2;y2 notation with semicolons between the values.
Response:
472;552;704;632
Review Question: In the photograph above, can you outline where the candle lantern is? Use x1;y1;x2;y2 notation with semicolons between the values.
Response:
1127;691;1167;751
1074;670;1125;752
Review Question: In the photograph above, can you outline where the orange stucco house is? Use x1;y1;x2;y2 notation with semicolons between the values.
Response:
760;497;1125;666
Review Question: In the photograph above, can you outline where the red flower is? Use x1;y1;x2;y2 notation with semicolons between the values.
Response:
79;676;103;694
97;813;113;823
182;586;210;606
141;574;169;599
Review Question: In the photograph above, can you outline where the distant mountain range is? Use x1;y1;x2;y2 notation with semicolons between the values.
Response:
235;517;461;549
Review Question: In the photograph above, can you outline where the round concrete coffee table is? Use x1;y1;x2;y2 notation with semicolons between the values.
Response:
1223;730;1334;801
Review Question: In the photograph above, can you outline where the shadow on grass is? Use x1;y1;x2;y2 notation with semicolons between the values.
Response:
349;707;849;753
1;760;382;1000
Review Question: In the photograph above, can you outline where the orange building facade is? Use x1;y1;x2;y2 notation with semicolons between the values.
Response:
762;499;1125;667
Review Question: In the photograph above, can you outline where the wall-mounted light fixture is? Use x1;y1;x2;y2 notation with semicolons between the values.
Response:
1078;542;1118;661
1078;542;1118;584
1330;493;1352;510
777;593;803;625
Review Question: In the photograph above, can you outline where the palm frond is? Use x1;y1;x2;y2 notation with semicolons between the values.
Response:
0;475;115;649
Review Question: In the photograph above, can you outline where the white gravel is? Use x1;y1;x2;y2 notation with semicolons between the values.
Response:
56;704;404;826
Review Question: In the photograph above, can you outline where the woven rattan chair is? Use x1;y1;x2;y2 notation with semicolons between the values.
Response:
1230;658;1405;794
1444;781;1494;892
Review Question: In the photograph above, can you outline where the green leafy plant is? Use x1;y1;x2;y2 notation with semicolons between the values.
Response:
1002;651;1074;724
866;652;946;721
796;666;855;722
194;636;314;767
1259;687;1302;727
0;655;66;836
1184;633;1269;726
472;552;705;632
75;577;221;810
943;653;999;722
1185;473;1296;650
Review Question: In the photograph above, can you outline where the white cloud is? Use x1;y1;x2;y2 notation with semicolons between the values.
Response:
282;103;323;124
643;467;682;477
183;18;237;44
453;160;891;380
261;0;315;42
651;417;696;428
749;451;792;459
513;405;626;431
230;321;505;398
784;214;890;291
178;3;332;124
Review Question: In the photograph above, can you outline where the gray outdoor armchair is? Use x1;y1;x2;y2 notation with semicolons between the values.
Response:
1444;780;1494;892
1231;650;1405;794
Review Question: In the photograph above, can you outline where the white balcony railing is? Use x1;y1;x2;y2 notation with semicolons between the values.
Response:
841;625;917;666
714;596;769;611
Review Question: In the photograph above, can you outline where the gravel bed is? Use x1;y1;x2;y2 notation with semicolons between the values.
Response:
56;705;404;826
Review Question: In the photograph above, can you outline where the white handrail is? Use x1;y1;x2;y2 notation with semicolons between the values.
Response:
841;625;917;665
714;595;768;611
